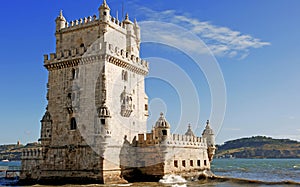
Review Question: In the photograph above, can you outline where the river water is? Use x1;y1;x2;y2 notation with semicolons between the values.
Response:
1;159;300;186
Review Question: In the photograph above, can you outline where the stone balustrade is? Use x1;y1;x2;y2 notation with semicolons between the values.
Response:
22;148;43;160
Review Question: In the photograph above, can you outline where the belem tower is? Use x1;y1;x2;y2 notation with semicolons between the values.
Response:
20;0;216;184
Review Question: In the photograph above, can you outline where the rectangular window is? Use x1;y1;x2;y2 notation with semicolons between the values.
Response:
145;104;148;111
190;160;193;167
197;160;201;166
182;160;186;167
174;160;178;168
101;119;105;125
162;130;167;136
204;160;207;166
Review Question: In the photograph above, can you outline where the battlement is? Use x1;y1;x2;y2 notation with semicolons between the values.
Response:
22;148;43;160
58;14;134;34
136;133;207;148
43;42;149;74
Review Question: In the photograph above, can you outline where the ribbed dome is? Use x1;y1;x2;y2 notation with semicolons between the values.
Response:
41;111;52;122
99;0;110;10
185;124;195;136
202;120;214;135
155;112;170;128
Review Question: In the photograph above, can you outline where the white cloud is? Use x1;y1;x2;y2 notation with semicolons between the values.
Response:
136;6;270;59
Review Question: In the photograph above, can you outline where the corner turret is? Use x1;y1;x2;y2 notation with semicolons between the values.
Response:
55;10;66;32
202;120;216;161
99;0;110;22
134;18;141;49
39;108;52;146
154;112;170;141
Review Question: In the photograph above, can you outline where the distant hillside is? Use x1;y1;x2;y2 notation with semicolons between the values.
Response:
0;143;40;161
0;144;24;160
216;136;300;159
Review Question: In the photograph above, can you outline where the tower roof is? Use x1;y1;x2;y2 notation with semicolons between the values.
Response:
185;124;195;136
202;120;214;135
99;0;110;10
56;10;66;22
41;110;52;122
155;112;170;128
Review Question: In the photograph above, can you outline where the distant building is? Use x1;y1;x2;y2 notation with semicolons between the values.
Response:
20;0;215;184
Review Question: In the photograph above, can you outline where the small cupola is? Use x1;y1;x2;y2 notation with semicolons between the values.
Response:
154;112;170;140
99;0;110;22
55;10;67;31
41;110;52;122
185;124;195;137
202;120;214;135
155;112;170;128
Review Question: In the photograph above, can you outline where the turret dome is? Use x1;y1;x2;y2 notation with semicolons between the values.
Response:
41;110;52;122
185;124;195;136
99;0;110;10
202;120;214;135
155;112;170;128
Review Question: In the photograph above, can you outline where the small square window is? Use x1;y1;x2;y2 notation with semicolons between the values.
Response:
197;160;201;166
174;160;178;168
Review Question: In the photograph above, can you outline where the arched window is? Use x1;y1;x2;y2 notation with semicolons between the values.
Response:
72;68;76;80
70;117;77;130
124;71;128;81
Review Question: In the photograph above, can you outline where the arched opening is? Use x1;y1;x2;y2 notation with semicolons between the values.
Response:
162;130;167;136
70;117;77;130
72;68;76;79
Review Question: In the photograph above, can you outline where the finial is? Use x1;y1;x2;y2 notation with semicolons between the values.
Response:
125;13;129;20
188;124;191;129
103;0;107;5
206;120;210;125
134;18;137;24
116;11;119;20
59;10;63;17
160;112;164;117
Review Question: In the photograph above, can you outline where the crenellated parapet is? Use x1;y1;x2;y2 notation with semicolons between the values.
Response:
43;42;149;75
135;132;207;148
56;11;137;36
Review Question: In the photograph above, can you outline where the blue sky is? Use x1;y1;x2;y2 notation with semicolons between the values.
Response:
0;0;299;144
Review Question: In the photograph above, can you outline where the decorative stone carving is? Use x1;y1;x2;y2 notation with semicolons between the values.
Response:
120;87;133;117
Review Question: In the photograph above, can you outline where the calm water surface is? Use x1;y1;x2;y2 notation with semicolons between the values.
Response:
1;159;300;186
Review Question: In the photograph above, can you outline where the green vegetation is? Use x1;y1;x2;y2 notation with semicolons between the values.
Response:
216;136;300;159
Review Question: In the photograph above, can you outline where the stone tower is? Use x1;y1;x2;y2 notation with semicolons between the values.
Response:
21;0;149;184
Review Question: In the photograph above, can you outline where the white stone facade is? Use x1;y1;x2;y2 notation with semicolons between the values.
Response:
20;1;215;184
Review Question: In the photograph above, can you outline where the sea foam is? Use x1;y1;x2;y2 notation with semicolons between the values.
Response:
159;174;187;184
